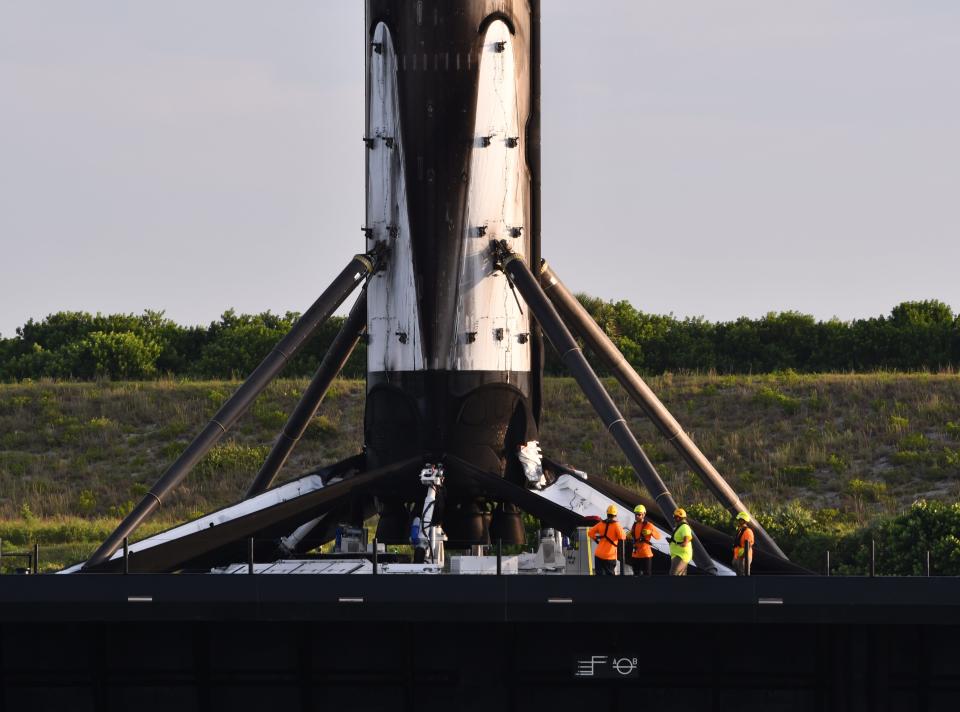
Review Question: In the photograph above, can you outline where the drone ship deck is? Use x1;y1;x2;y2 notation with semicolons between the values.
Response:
1;574;959;711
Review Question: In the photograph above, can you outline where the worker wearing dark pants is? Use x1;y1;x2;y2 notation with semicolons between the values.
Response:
668;508;693;576
596;556;617;576
629;504;660;575
588;504;626;576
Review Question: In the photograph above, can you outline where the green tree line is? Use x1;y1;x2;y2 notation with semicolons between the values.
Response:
1;298;957;381
0;310;360;381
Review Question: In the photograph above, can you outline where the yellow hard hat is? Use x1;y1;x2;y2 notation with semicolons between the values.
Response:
633;504;646;514
674;507;687;519
606;504;618;517
736;511;750;523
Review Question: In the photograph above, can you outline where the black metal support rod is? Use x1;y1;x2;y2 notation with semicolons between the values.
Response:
84;254;375;570
248;537;255;575
33;543;39;575
826;550;831;577
497;538;502;576
246;289;367;497
926;550;931;577
123;537;129;575
372;538;379;575
538;261;788;562
870;539;876;577
500;250;717;574
744;539;752;577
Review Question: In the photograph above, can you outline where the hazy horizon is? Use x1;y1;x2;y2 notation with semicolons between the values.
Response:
2;1;958;337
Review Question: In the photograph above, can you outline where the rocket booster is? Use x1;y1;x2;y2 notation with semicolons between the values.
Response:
363;0;542;506
80;2;779;570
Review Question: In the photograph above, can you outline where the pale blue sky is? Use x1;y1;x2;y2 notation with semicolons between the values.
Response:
1;1;958;337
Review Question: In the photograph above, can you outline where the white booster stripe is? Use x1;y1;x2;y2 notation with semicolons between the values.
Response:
452;21;531;373
366;22;425;373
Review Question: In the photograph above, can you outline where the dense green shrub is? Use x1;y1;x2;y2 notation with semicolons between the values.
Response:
67;331;162;379
690;500;960;575
836;501;960;576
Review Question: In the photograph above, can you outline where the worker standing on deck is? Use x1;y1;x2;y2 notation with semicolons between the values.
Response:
588;504;626;576
732;511;754;576
669;508;693;576
629;504;660;576
411;516;427;564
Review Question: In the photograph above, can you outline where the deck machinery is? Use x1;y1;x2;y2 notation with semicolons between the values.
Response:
71;0;801;578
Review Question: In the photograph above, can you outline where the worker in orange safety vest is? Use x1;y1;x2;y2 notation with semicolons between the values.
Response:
628;504;661;576
732;511;755;575
588;504;626;576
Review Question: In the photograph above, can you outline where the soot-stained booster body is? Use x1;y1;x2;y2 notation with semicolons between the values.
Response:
364;0;541;541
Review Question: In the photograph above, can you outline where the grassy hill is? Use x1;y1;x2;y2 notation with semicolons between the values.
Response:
1;373;959;570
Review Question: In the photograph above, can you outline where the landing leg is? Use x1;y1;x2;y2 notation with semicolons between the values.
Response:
246;286;367;497
84;253;377;569
539;260;787;561
494;243;716;574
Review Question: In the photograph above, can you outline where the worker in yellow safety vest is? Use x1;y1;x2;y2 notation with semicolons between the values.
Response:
629;504;660;576
668;508;693;576
732;511;755;575
588;504;626;576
